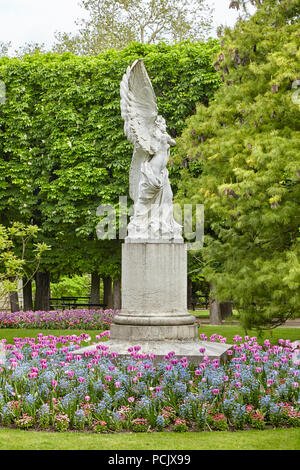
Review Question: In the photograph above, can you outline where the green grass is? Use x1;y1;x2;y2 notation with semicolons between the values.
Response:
0;427;299;450
190;309;239;319
198;325;300;344
0;325;298;347
0;329;102;347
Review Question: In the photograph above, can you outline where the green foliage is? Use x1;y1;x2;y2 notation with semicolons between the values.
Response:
176;0;300;330
0;222;49;301
50;274;91;298
0;41;221;278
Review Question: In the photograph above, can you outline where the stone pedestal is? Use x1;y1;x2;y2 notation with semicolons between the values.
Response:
77;241;232;364
110;242;198;342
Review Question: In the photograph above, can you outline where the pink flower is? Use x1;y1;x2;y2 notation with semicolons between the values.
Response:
28;372;38;378
78;377;86;383
115;381;121;388
212;388;219;395
128;397;134;403
85;395;90;402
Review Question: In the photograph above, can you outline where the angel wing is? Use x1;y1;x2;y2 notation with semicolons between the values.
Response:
120;59;158;202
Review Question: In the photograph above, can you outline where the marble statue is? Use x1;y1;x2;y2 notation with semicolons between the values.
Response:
120;59;182;241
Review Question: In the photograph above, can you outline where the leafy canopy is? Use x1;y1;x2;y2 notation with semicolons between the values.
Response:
0;41;221;278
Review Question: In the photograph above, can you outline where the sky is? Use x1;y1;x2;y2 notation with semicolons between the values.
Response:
0;0;250;52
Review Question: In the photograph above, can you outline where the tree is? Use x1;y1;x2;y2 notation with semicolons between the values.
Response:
0;41;11;58
0;223;48;311
53;0;214;55
14;42;47;58
176;0;300;330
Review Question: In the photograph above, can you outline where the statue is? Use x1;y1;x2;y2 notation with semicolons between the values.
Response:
120;59;182;241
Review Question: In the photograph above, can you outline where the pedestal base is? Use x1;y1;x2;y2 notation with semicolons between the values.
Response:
111;242;197;342
110;323;198;341
76;241;233;365
76;339;232;365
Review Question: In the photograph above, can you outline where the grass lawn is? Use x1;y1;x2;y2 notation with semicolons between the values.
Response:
198;325;300;344
0;329;103;346
0;325;299;346
0;427;299;450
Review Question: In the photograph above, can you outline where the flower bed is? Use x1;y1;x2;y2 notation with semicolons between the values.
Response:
0;309;117;330
0;333;299;433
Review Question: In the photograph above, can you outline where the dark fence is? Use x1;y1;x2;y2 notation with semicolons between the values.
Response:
190;295;210;311
50;297;106;310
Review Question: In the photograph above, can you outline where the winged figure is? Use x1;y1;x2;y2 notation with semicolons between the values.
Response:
120;59;182;241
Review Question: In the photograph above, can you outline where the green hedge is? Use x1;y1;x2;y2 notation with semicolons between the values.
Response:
0;41;221;275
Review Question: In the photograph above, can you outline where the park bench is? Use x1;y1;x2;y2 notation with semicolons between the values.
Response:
191;295;209;311
50;297;107;310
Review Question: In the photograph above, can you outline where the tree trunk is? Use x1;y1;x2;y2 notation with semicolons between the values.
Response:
8;277;19;312
113;279;121;310
209;282;222;325
34;271;50;311
90;272;100;305
103;276;113;309
220;301;233;320
23;278;33;311
9;278;20;313
187;278;193;310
